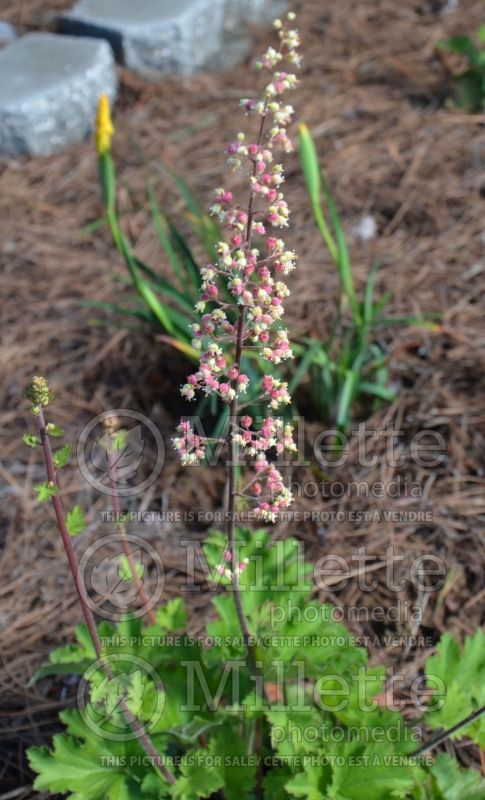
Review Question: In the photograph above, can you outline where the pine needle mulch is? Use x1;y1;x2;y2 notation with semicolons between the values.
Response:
0;0;484;793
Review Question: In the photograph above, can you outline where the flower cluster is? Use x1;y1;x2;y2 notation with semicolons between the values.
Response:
25;375;53;413
173;421;208;466
216;549;249;580
174;13;301;521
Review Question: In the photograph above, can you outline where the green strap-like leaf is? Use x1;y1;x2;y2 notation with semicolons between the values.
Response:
298;123;338;263
148;181;188;293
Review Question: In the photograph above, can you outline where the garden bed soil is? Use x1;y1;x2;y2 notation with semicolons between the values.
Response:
0;0;484;794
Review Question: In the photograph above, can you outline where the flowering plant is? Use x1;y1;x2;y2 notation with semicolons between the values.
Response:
23;13;485;800
174;14;300;525
93;92;286;436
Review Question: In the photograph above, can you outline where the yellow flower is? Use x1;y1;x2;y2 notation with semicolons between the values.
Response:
95;93;114;155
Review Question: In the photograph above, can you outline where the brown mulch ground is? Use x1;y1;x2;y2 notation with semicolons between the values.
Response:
1;0;485;795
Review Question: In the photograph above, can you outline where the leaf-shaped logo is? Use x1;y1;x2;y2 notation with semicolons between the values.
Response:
90;551;143;607
78;651;166;741
90;425;144;486
91;670;146;723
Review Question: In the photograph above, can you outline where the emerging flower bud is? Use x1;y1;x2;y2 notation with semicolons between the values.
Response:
25;376;52;413
95;93;114;156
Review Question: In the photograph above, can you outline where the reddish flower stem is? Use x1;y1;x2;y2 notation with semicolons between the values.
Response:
37;410;104;654
107;446;157;626
35;409;175;785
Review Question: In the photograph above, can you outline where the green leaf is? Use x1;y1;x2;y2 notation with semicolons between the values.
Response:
359;380;396;402
83;299;156;324
46;423;65;437
142;772;173;798
438;35;480;65
34;481;58;503
134;258;196;313
298;123;338;263
425;630;485;747
28;659;90;686
320;170;360;323
172;173;208;225
46;624;98;666
136;278;178;336
166;217;202;292
23;433;40;448
289;340;325;396
363;260;382;324
81;215;107;235
53;443;72;469
431;753;485;800
89;667;155;725
66;505;86;537
263;768;293;799
159;334;199;362
267;705;328;758
336;367;360;431
208;729;257;799
28;735;127;799
456;70;485;112
327;743;418;799
118;554;144;582
113;429;128;452
156;598;188;632
285;763;330;800
170;749;225;800
107;207;178;337
148;181;188;292
167;717;223;746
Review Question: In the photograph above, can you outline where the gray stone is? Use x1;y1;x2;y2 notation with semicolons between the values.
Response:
224;0;268;31
62;0;226;76
0;33;117;157
224;0;288;31
0;21;16;45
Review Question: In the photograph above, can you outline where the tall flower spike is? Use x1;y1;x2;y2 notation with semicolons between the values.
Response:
174;12;301;523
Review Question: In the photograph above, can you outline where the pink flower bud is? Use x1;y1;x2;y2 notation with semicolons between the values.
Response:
206;284;218;298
